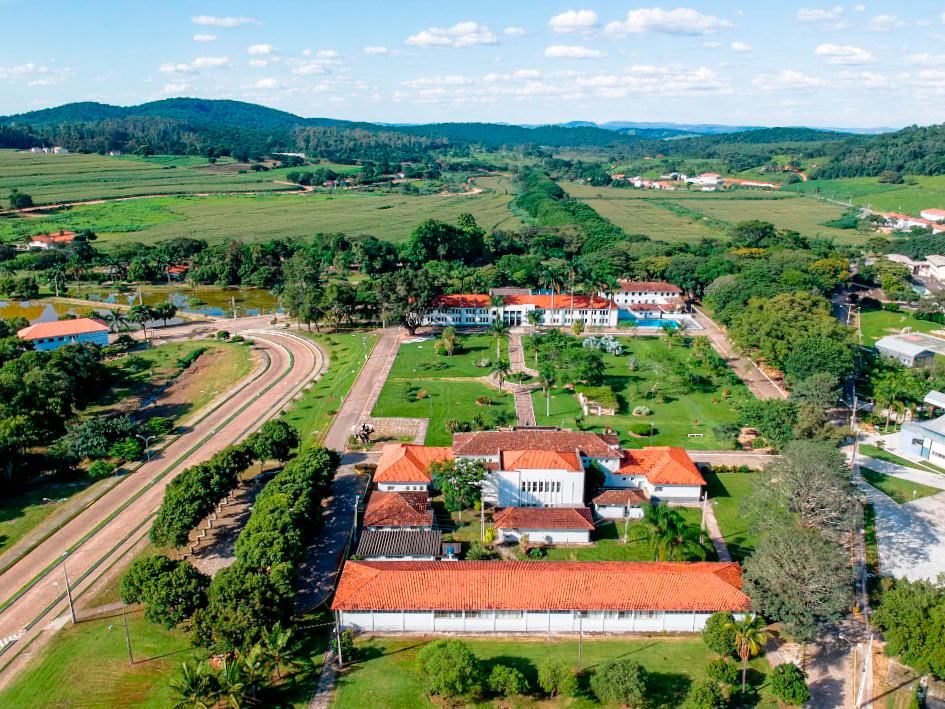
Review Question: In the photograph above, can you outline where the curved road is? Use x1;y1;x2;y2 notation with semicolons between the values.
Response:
0;324;327;684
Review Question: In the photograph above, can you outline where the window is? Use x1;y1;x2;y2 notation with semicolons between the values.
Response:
495;610;523;619
434;610;463;619
635;610;662;620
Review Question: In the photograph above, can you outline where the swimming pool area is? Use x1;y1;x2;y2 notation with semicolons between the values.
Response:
627;315;702;330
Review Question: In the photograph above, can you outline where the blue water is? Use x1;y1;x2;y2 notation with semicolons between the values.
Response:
634;318;678;327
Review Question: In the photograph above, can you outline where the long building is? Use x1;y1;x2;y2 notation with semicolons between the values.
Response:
422;293;619;329
332;561;751;633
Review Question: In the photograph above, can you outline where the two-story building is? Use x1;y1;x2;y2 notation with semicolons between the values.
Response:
422;294;619;329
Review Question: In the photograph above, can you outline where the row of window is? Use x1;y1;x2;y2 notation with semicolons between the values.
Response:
430;610;664;620
520;480;562;493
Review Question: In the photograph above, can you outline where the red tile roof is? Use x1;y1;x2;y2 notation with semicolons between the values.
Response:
332;561;751;612
17;317;109;340
617;447;705;486
452;430;621;458
362;491;433;528
30;230;76;244
629;303;661;311
493;506;595;530
430;294;617;310
373;444;453;483
592;489;648;507
501;449;582;472
616;281;682;293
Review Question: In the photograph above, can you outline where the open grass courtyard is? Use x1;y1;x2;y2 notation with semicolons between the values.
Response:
859;467;942;504
333;635;777;709
704;472;761;563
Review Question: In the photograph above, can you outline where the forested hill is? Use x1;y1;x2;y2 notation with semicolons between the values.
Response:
393;122;686;147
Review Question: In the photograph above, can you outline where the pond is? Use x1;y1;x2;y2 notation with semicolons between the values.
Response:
78;285;283;318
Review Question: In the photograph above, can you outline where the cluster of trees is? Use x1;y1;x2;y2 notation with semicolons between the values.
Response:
872;574;945;679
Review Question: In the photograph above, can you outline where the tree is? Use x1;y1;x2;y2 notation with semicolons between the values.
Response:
743;529;852;643
282;248;324;332
261;622;299;680
249;419;299;468
590;659;648;707
783;336;855;385
726;614;770;692
121;555;210;628
372;269;442;335
429;459;485;512
153;301;178;327
537;658;578;698
103;309;128;333
491;359;511;392
539;365;557;417
771;663;811;706
489;318;509;360
526;308;542;331
417;639;482;698
571;318;584;336
128;304;156;338
791;372;841;407
487;664;528;696
216;657;249;709
8;189;33;210
687;679;726;709
170;661;217;709
872;575;945;678
702;611;737;656
737;399;798;449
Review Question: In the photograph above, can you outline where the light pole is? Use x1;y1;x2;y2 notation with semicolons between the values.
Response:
135;434;156;464
48;516;76;625
839;633;858;707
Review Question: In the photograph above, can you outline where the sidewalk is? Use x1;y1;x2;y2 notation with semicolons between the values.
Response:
508;333;539;426
701;504;731;562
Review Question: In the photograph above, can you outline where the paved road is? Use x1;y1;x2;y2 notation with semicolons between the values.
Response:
0;323;327;686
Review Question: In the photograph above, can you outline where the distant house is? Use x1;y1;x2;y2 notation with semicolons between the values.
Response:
927;255;945;283
107;150;122;157
875;335;935;368
52;146;69;154
920;208;945;223
29;230;77;250
687;173;723;187
166;265;189;280
492;506;595;544
17;318;109;352
373;444;453;492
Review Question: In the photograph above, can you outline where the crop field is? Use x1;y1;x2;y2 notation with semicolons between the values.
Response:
786;175;945;214
580;196;720;242
680;196;857;242
1;190;523;247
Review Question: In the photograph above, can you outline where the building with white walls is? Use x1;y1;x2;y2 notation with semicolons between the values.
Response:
422;293;619;329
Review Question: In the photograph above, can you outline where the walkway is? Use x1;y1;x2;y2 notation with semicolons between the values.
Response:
690;306;787;400
507;333;540;426
701;504;731;562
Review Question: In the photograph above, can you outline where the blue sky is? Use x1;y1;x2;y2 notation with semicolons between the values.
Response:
2;1;945;128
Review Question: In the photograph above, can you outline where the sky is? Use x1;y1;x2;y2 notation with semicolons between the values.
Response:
3;1;945;129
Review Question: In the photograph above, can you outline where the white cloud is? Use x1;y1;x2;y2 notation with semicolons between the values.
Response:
27;78;57;87
815;43;873;64
192;15;257;27
163;82;190;94
905;53;945;66
159;62;197;74
549;9;599;33
253;78;280;89
316;50;339;58
730;41;752;51
865;14;905;31
605;8;734;36
191;56;230;68
702;41;722;48
248;43;276;55
796;6;845;22
406;22;497;48
193;34;217;42
249;59;268;68
853;4;865;11
544;45;606;59
292;62;327;75
572;64;729;97
403;75;472;87
504;27;526;36
364;46;389;55
754;69;827;89
513;69;542;80
837;70;890;87
0;63;50;80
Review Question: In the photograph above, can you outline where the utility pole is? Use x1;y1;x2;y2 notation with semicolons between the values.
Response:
335;613;344;668
122;605;134;665
56;520;76;624
578;614;584;672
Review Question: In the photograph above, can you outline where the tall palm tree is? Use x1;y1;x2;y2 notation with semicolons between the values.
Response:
103;309;128;333
489;294;506;324
490;318;509;360
491;359;511;392
261;622;299;680
170;661;217;709
216;657;249;708
726;613;771;692
539;366;557;417
641;501;676;560
128;304;155;339
526;308;542;332
665;516;708;561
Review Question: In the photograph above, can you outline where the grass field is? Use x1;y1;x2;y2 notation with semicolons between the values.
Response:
859;467;942;504
786;175;945;215
530;336;751;449
704;472;760;563
858;309;941;346
282;329;379;446
580;196;720;242
388;334;506;379
858;444;945;475
333;636;777;709
1;190;522;247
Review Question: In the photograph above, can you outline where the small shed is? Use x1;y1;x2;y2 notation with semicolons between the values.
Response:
492;506;595;544
355;529;446;561
875;336;935;368
592;489;648;520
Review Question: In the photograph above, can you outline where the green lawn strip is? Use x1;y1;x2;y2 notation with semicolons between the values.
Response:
388;334;502;379
333;636;777;709
704;472;760;563
857;309;941;346
282;330;379;446
859;468;942;504
858;444;945;475
530;337;749;449
372;379;516;446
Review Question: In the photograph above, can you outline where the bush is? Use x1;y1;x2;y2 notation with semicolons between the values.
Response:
488;664;528;696
686;679;726;709
751;437;768;449
417;639;482;698
632;405;652;416
538;658;578;698
706;658;740;686
88;460;117;478
176;347;207;371
474;358;492;368
527;547;545;559
591;659;648;707
466;543;498;561
771;663;810;706
576;385;618;410
628;422;655;436
882;302;900;312
701;612;736;656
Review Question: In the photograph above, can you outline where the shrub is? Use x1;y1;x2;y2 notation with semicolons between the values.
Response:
882;302;900;312
537;658;578;698
488;664;528;696
475;396;493;406
771;663;810;706
88;460;117;478
751;437;768;449
706;658;740;686
417;639;482;698
176;347;207;371
353;463;377;475
701;612;736;656
474;358;492;368
416;389;429;400
632;405;652;416
628;422;655;436
577;385;618;410
527;547;545;559
686;679;726;709
590;659;648;707
466;543;498;561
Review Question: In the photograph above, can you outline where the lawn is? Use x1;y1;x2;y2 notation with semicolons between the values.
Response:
282;330;380;446
704;472;760;563
333;636;777;709
860;467;943;503
388;334;506;379
530;336;752;449
858;444;945;475
786;174;945;216
2;189;523;247
858;308;942;346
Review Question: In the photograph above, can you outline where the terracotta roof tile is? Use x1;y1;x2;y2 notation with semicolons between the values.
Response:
617;447;705;486
332;561;751;612
592;489;648;506
501;449;582;472
17;317;109;340
363;491;433;528
616;281;682;293
430;294;617;310
373;444;453;483
452;430;621;458
493;506;595;530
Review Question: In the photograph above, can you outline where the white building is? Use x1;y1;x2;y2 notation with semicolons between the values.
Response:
592;488;647;520
927;255;945;283
605;281;685;307
600;447;706;502
687;173;723;187
52;146;68;154
372;445;453;493
333;561;751;634
875;336;935;368
422;294;619;329
492;506;595;544
920;209;945;223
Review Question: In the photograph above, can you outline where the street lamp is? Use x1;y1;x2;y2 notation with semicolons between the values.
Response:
45;515;76;625
839;632;859;706
135;434;156;464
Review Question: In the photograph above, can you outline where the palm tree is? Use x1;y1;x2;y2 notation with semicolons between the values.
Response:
539;366;557;417
153;301;177;328
45;267;66;298
261;622;299;680
103;309;128;333
726;613;771;692
170;661;217;709
490;318;509;360
526;308;542;332
216;657;249;708
491;359;511;392
530;332;545;367
665;516;708;561
641;501;677;560
489;294;506;324
128;304;155;339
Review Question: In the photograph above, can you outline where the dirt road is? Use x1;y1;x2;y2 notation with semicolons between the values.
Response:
0;325;326;685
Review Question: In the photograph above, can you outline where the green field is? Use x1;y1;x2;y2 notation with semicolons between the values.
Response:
580;195;720;242
388;334;506;379
786;175;945;215
704;472;760;563
1;190;522;247
858;309;941;346
530;336;751;449
858;444;945;475
860;467;942;504
333;636;777;709
682;196;856;243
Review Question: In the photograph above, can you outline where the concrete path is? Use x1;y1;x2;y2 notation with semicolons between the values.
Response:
856;456;945;490
701;504;731;562
690;306;787;401
508;333;539;426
